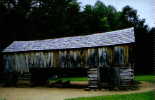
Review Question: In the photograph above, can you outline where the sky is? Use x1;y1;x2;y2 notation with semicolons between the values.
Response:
78;0;155;28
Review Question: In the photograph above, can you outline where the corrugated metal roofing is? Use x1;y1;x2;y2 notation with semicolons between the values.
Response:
3;27;135;53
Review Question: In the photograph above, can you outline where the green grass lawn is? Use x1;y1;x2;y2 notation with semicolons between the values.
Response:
135;75;155;83
65;91;155;100
63;75;155;100
57;77;87;81
49;77;88;82
49;75;155;83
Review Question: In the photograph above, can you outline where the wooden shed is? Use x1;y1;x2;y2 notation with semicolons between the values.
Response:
2;27;135;88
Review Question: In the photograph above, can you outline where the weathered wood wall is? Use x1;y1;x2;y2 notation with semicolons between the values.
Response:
3;45;134;73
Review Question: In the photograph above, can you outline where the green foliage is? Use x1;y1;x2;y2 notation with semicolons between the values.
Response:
65;91;155;100
99;17;110;30
0;0;149;42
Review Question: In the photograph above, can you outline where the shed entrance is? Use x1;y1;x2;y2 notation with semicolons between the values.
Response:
87;66;134;90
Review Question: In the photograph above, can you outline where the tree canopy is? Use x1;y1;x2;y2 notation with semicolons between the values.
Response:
0;0;150;41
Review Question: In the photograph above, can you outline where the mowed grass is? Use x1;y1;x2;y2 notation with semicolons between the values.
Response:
135;75;155;83
49;77;87;82
65;91;155;100
57;77;87;81
64;75;155;100
49;75;155;82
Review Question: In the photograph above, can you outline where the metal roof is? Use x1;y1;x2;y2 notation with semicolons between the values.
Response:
3;27;135;53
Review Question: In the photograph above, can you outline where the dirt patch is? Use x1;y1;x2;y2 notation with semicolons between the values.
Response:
0;82;154;100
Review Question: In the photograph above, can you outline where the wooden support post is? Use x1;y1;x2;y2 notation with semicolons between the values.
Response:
119;67;134;88
87;68;98;90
